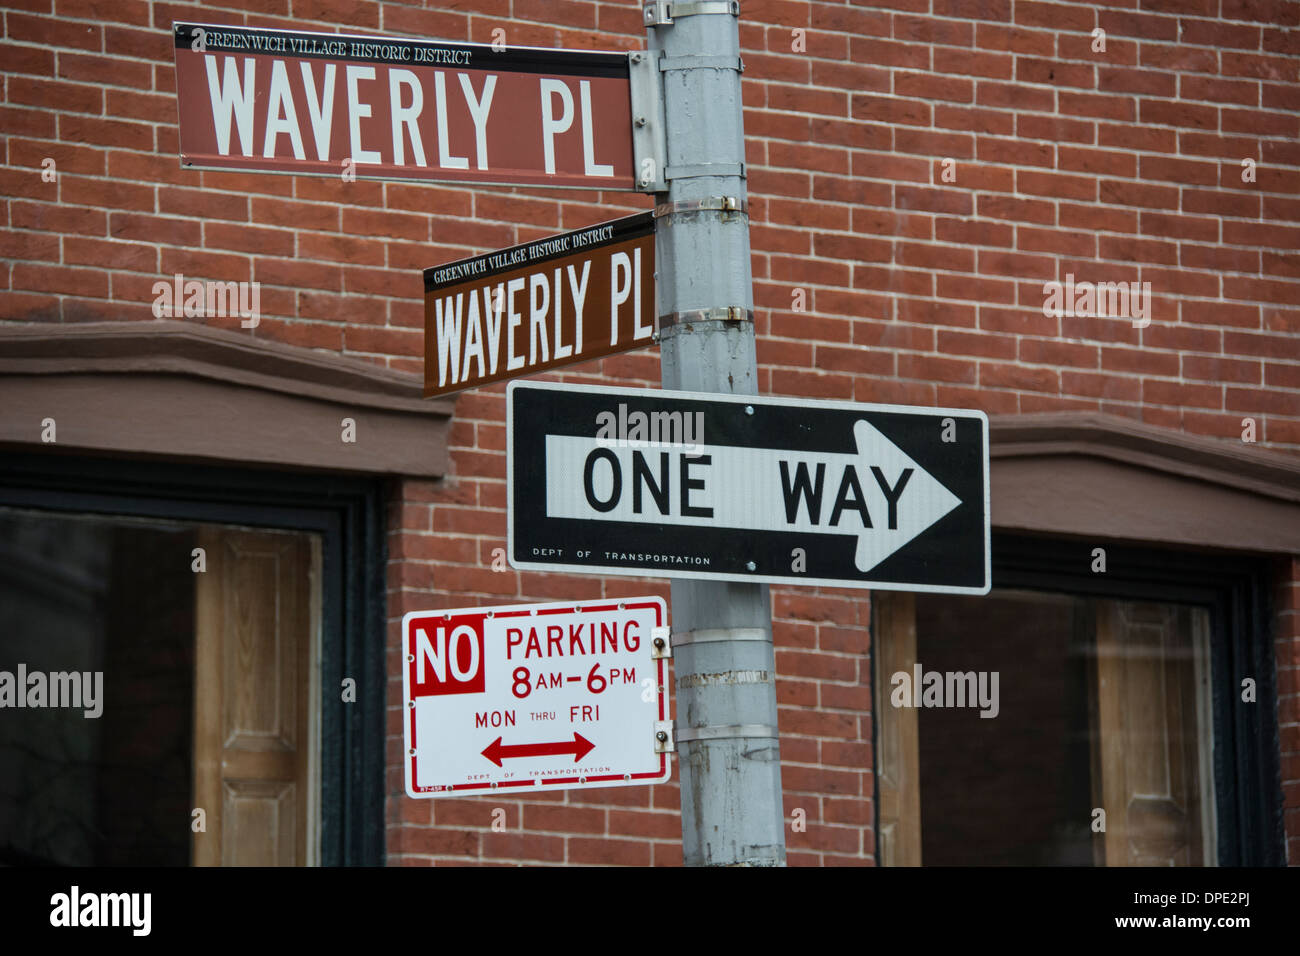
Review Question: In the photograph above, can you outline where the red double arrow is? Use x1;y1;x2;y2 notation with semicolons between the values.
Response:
481;732;595;767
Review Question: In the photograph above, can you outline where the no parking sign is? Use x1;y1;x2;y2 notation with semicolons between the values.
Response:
402;596;671;798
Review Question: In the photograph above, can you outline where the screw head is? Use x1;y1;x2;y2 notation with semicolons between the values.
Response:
635;116;647;128
653;637;666;649
745;405;754;415
746;561;757;571
656;731;668;742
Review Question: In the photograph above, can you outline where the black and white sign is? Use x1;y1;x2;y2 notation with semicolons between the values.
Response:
507;382;990;593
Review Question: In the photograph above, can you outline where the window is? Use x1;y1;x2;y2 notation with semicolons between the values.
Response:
874;535;1284;867
0;510;322;865
0;452;387;866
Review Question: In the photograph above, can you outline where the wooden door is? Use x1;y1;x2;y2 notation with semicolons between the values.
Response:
192;527;319;866
1092;601;1214;866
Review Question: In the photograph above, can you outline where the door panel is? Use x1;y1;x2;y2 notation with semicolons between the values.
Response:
193;527;317;866
873;592;922;866
1093;601;1214;866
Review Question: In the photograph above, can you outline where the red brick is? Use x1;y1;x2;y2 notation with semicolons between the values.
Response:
1059;91;1136;122
1140;100;1219;130
1015;0;1094;30
893;13;973;45
894;129;976;161
895;71;974;104
1017;114;1095;145
480;832;565;862
568;837;650;866
977;195;1055;225
1221;50;1295;81
783;765;863;796
979;306;1058;338
1143;380;1223;410
1180;244;1260;274
935;105;1015;136
1016;169;1097;201
400;827;481;856
978;136;1054;168
977;80;1055;112
936;274;1016;304
1098;121;1177;153
1016;57;1095;89
1099;66;1176;97
1018;226;1096;257
849;37;930;70
852;94;930;127
1183;355;1263;384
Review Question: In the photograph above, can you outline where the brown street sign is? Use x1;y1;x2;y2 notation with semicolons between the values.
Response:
172;23;638;189
423;212;655;398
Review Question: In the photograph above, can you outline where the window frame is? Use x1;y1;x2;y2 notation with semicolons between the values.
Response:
0;450;387;867
872;531;1285;867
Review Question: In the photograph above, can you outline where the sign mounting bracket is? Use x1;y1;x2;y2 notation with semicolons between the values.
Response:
643;0;740;26
628;50;668;193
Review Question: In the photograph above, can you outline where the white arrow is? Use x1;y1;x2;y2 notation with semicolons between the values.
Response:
544;419;961;573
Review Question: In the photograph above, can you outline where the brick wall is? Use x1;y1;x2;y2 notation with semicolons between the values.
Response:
2;0;1296;864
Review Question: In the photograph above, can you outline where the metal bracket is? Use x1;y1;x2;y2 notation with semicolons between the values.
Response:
650;625;673;659
674;723;778;743
671;627;770;647
659;306;753;329
665;161;745;181
644;0;739;26
659;55;743;73
627;51;668;193
654;720;676;753
653;196;747;222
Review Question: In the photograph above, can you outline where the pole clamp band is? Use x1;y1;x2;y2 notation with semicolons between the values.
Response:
659;306;753;328
672;627;770;646
665;162;745;181
644;0;739;26
659;55;743;72
653;196;748;219
675;723;779;743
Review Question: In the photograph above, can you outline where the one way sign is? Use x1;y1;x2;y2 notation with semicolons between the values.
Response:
508;382;990;593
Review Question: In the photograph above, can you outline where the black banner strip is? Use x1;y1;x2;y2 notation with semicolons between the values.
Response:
173;22;630;78
424;212;654;293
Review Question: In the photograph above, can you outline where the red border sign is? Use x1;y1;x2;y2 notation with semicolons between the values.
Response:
403;597;671;798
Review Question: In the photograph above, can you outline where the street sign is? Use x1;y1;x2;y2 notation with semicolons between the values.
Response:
172;22;639;189
508;382;991;593
402;596;671;798
424;212;655;397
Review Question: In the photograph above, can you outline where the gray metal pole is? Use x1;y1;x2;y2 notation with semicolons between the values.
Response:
645;1;786;866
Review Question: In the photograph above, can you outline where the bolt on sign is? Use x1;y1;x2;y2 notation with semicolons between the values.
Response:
423;212;655;397
402;597;671;797
508;382;991;594
172;22;638;189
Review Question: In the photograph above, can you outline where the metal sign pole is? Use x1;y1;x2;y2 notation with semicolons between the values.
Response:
644;0;786;866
